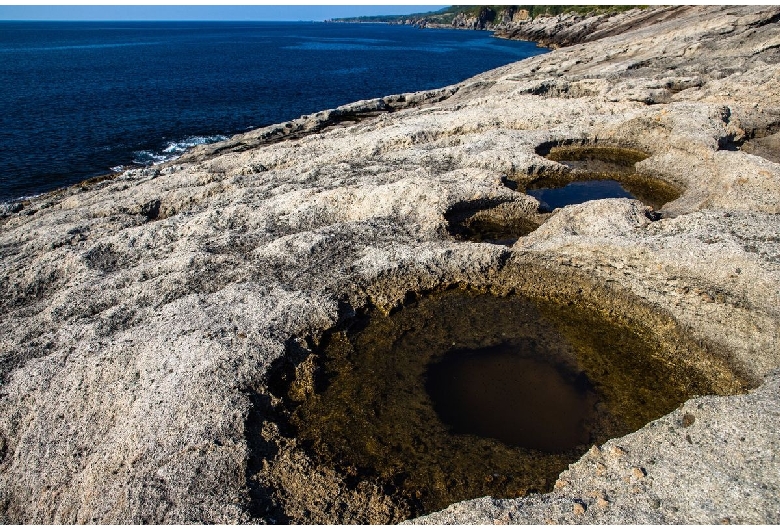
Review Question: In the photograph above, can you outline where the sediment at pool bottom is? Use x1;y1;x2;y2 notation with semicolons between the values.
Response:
249;285;747;524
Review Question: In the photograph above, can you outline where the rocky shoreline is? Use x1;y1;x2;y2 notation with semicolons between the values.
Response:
336;6;692;50
1;5;779;524
491;6;699;48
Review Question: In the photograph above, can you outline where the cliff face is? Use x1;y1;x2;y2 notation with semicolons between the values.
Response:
406;5;655;45
442;5;701;49
1;5;780;525
407;6;520;31
493;6;703;48
450;7;500;30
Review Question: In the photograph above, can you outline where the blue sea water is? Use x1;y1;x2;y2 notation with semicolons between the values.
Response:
0;21;546;202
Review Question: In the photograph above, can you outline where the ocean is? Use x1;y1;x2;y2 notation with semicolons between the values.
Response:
0;21;546;203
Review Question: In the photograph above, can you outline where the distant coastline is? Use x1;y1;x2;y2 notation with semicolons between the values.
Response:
330;5;651;47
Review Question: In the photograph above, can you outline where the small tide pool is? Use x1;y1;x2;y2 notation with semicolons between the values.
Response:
526;144;683;212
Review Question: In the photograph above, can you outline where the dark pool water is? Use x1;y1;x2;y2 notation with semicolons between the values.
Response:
446;212;539;246
521;144;682;212
425;343;598;452
527;179;635;213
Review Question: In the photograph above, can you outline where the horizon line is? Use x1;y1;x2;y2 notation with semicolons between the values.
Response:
0;5;449;22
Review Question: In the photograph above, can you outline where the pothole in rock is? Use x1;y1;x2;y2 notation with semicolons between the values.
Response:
445;201;540;246
255;278;747;523
519;143;682;213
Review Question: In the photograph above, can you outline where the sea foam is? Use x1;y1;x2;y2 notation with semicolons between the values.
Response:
133;135;228;166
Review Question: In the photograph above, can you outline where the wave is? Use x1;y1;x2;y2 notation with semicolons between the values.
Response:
132;134;228;165
1;135;229;205
0;191;44;213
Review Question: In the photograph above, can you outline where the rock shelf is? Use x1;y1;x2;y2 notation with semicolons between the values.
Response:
1;5;779;525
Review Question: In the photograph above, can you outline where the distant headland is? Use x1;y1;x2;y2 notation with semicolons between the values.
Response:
329;5;645;30
329;5;655;48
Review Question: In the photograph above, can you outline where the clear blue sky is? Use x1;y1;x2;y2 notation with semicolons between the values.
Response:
0;5;448;21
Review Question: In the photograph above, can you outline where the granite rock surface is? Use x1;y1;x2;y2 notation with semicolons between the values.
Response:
1;5;779;524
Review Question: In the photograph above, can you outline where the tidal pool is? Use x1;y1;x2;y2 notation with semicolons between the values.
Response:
523;144;682;212
444;202;539;245
281;287;744;517
448;216;539;245
527;179;635;213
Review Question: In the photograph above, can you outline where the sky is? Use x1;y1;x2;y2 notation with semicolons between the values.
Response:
0;4;449;21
